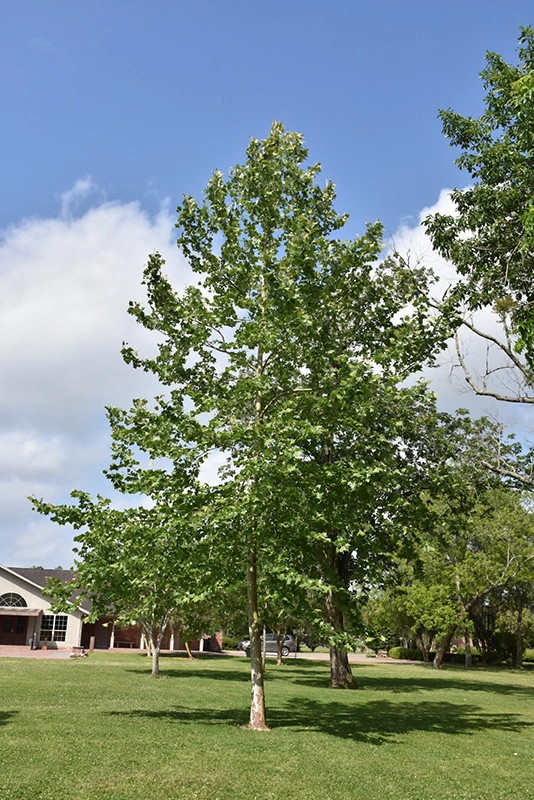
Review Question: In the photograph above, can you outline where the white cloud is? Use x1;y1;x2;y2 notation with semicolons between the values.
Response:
9;518;75;569
2;183;530;568
0;185;193;566
59;176;99;219
389;190;533;436
0;432;67;477
0;198;188;431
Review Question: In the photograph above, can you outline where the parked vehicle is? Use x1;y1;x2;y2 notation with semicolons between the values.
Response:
239;633;296;657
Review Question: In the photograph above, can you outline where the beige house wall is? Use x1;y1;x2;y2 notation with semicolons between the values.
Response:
0;566;85;649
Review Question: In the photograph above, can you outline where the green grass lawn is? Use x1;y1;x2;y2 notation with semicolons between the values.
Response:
0;653;533;800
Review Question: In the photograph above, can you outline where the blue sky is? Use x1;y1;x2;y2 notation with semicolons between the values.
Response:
0;2;532;566
3;1;532;235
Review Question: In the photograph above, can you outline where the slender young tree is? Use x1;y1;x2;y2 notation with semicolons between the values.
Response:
32;490;210;677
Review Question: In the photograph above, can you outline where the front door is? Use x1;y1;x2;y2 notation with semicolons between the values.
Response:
0;616;28;645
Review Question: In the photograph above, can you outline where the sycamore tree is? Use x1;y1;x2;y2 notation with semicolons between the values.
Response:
292;375;457;686
35;123;450;728
100;123;451;726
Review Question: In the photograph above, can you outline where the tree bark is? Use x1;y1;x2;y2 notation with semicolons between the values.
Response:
326;592;355;688
433;626;457;668
275;631;285;666
144;615;170;678
245;334;269;730
142;625;160;677
464;629;473;669
329;645;355;688
247;542;269;730
515;603;524;669
150;640;160;677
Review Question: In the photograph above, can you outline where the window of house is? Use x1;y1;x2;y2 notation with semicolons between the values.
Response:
0;593;27;607
40;615;68;642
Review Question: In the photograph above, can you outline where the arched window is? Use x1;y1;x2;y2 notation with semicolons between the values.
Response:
0;593;27;608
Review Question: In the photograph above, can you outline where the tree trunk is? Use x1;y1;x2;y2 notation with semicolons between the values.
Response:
515;603;524;669
464;629;473;669
247;542;269;730
245;336;268;730
185;640;194;659
276;631;284;666
433;626;456;668
150;641;160;677
140;623;152;658
326;592;355;688
330;645;355;688
417;628;434;662
144;616;169;678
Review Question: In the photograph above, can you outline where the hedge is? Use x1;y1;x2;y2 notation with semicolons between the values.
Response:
388;647;424;661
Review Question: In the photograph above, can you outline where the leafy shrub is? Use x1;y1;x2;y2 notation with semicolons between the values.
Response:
222;635;241;650
388;647;423;661
523;649;534;662
492;631;517;663
428;651;479;665
301;635;324;652
456;646;480;657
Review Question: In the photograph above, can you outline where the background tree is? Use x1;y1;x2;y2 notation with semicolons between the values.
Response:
32;487;209;678
495;582;534;668
406;486;534;668
389;29;534;488
422;27;534;397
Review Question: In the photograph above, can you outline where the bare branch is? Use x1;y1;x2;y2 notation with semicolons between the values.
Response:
480;459;534;488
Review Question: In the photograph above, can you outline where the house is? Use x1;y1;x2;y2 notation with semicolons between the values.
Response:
0;564;223;652
0;565;88;649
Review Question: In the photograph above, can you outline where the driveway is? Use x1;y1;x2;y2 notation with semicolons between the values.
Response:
225;650;419;664
0;645;73;659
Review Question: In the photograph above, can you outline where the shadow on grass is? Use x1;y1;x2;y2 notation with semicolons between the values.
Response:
158;653;236;661
284;663;534;697
108;696;532;744
125;666;250;682
125;657;534;697
125;652;249;681
0;711;18;727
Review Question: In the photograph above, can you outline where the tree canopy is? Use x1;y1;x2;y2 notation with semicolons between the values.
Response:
31;50;534;722
33;488;211;677
33;122;458;728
